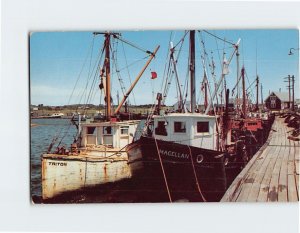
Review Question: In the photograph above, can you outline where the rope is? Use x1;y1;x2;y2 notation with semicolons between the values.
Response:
121;40;137;105
187;145;207;202
115;35;153;55
160;31;173;95
153;137;173;202
202;30;235;46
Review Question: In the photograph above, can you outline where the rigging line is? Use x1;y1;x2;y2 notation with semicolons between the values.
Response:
56;120;75;148
111;39;126;96
89;70;103;108
209;30;223;71
198;32;218;108
67;35;97;106
160;31;173;93
114;35;153;55
79;45;104;109
174;36;187;106
153;137;173;203
173;31;189;49
183;54;190;104
80;49;104;116
244;68;255;98
202;30;235;46
162;60;173;104
85;36;95;103
50;36;99;151
111;55;149;75
83;63;101;113
181;37;191;105
187;145;207;202
175;33;185;64
201;35;217;94
121;40;136;105
79;43;104;106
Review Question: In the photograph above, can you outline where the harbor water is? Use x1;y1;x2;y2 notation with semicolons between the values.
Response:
31;118;76;201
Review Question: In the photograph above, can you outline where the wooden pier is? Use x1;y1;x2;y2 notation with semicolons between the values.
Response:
221;116;299;202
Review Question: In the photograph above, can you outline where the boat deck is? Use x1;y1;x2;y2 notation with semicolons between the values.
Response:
43;145;128;161
221;116;299;202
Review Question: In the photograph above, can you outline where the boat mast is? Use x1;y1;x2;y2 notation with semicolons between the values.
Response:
261;83;263;107
204;72;208;110
204;39;240;115
241;66;246;118
256;75;259;111
104;33;111;120
255;44;259;111
236;47;240;111
190;30;196;113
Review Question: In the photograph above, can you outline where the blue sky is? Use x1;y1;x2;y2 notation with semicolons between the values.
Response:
30;29;299;106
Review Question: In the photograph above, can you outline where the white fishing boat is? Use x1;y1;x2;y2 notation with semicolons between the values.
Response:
41;32;159;200
42;119;139;199
48;112;64;118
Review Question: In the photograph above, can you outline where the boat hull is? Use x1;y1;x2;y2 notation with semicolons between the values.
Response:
42;153;131;200
126;136;227;202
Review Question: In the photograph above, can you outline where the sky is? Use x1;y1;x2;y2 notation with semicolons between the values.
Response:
30;29;299;107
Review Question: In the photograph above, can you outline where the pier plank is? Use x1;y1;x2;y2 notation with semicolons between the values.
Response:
287;174;298;201
268;174;279;202
278;146;289;202
222;116;298;202
222;145;271;201
295;144;299;167
247;145;280;201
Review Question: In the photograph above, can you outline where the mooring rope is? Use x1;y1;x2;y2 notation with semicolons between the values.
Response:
153;137;173;203
187;145;207;202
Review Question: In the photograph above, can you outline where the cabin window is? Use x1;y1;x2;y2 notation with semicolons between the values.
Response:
120;126;129;135
155;121;167;136
103;126;113;135
197;122;209;133
87;127;96;135
174;121;186;133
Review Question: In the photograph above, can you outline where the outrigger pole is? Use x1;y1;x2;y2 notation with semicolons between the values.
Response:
114;45;160;115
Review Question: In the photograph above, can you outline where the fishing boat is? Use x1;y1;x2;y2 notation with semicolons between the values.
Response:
222;65;275;186
48;112;64;118
126;31;242;202
41;32;159;200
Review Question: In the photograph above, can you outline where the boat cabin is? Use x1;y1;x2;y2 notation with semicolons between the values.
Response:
80;121;139;149
153;113;218;150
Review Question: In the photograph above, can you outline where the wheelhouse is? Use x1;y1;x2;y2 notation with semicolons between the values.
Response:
80;120;139;149
152;113;218;150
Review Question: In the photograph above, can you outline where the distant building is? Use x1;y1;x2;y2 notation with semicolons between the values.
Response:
265;91;290;110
